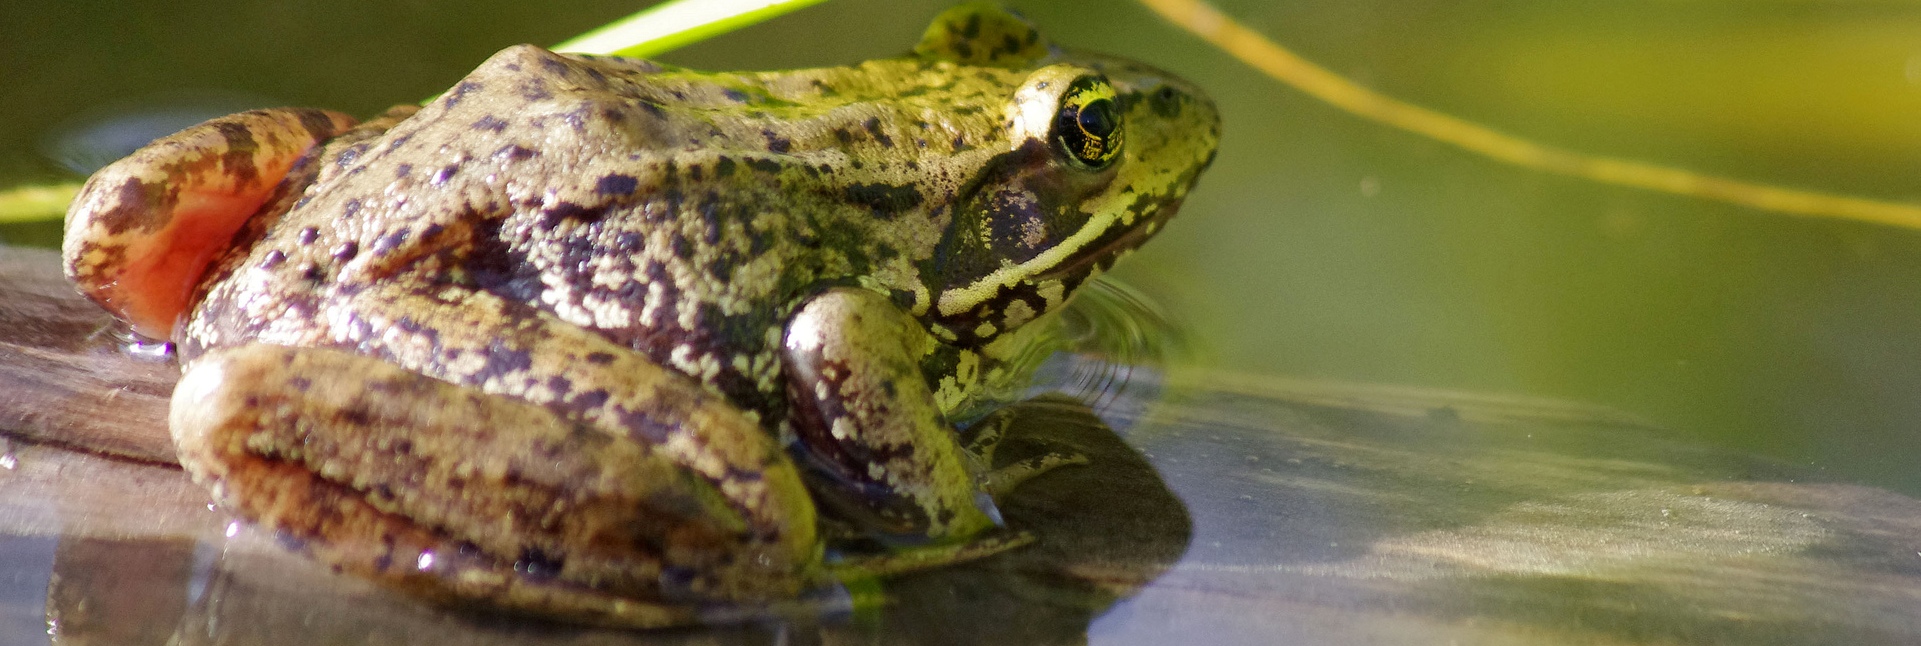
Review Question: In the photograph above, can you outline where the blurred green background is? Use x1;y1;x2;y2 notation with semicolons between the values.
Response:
7;0;1921;494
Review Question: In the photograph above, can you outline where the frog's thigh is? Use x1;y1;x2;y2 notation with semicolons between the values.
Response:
172;344;761;624
63;109;357;339
783;287;996;540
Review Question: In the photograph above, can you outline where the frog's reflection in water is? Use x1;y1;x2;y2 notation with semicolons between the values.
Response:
36;395;1191;645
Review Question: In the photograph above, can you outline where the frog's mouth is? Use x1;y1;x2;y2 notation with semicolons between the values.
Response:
1034;201;1178;283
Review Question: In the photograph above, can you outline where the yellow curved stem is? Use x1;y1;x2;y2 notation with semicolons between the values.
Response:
1138;0;1921;230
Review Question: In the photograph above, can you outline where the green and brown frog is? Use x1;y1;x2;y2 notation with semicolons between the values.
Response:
59;3;1218;627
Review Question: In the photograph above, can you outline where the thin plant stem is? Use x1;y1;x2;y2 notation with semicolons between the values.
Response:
1136;0;1921;231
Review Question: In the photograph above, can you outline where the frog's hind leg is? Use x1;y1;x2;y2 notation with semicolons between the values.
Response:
171;343;787;627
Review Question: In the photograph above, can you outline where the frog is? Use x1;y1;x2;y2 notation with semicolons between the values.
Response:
59;3;1218;627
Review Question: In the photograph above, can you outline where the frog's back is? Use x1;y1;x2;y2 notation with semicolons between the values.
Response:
188;45;950;421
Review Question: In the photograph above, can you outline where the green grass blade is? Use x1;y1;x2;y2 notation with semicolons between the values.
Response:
0;183;78;225
553;0;832;58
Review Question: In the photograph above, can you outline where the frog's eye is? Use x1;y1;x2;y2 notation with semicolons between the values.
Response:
1053;76;1124;171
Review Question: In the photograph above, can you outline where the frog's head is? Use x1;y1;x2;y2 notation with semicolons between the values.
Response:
911;4;1220;345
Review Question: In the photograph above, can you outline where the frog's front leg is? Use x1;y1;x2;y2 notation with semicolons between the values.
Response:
782;287;1005;541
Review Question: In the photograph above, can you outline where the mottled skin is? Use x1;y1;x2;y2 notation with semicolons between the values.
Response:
61;4;1219;627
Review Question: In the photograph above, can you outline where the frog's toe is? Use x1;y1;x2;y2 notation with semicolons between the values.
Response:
982;452;1090;498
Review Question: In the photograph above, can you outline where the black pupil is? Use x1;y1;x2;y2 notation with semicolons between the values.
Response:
1078;99;1116;138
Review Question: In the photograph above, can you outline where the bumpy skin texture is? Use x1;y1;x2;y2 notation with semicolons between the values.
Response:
63;4;1220;626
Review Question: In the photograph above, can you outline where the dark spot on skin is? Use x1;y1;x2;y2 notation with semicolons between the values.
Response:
953;41;974;60
334;144;366;169
260;249;286;270
478;341;534;382
472;115;509;133
1001;34;1024;58
519;78;552;101
572;388;611;411
723;88;749;103
212;122;261;186
339;404;374;427
688;164;703;182
715;157;736;177
444;81;483;108
762;129;791;154
747;158;782;174
91;178;161;235
285;375;310;392
494;144;537;161
432;164;460;186
596;174;639;196
832;128;854;145
297;227;319;246
546;375;572;396
614;231;645;250
699;201;724;244
585;352;615;365
615;404;681;445
342;198;362;219
952;134;972;152
863;117;892;147
333;241;359;262
542;201;607;224
395;163;413;178
293;108;343;141
670;233;694;259
420;223;445;243
844;183;922;220
371;227;410;255
890;288;917;309
962;14;981;38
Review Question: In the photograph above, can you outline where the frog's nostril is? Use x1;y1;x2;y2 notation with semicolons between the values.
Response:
1149;86;1184;118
